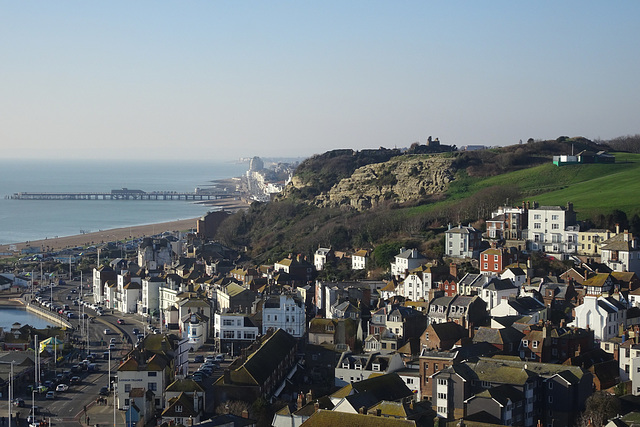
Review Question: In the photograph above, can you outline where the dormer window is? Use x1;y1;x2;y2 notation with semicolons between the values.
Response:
355;363;362;370
342;363;349;369
176;405;183;413
372;363;381;371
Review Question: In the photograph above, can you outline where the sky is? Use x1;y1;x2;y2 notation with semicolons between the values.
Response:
2;1;639;161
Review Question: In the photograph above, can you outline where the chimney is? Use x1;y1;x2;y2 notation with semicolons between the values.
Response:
297;392;304;410
624;230;630;242
314;401;320;412
306;390;313;404
359;406;365;414
616;224;620;234
450;263;458;278
242;410;249;419
225;403;230;414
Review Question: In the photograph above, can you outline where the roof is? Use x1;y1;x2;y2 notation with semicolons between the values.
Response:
583;273;612;288
485;278;517;291
471;384;524;406
223;329;297;386
165;378;205;393
300;410;416;427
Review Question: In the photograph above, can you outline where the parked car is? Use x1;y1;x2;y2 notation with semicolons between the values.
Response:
108;343;116;350
194;355;204;363
70;376;81;384
103;328;111;335
132;328;140;335
13;398;24;407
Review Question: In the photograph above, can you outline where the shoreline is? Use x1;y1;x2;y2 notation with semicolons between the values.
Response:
0;217;200;255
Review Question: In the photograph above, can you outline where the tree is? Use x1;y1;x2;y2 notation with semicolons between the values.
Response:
576;391;620;427
372;242;403;269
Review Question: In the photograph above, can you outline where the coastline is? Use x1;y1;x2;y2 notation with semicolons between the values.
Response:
0;217;199;254
0;196;251;255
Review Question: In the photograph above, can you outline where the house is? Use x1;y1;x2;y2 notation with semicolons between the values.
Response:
500;266;527;288
526;202;577;253
445;224;483;259
420;322;467;351
314;247;333;271
479;247;515;276
447;295;487;329
274;255;315;283
116;334;189;410
138;237;173;270
427;296;453;325
162;378;206;425
390;248;427;278
486;203;528;241
478;277;519;311
215;282;257;314
570;295;628;341
432;356;592;426
213;329;298;404
262;293;306;338
490;296;547;324
213;313;259;356
577;228;614;256
472;326;524;356
308;317;357;352
457;273;490;297
334;351;405;388
465;384;526;426
352;249;369;271
600;230;640;275
92;265;116;304
331;373;414;413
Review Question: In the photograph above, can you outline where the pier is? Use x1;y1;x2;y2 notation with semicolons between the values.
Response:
7;188;239;201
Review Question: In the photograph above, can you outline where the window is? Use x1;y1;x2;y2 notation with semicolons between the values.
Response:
148;382;157;391
148;371;157;377
534;214;541;220
552;224;559;229
223;319;234;326
548;396;553;403
176;405;183;413
124;384;131;392
548;381;553;389
437;378;447;385
223;330;234;339
437;392;447;399
533;341;538;349
552;215;559;220
534;223;541;229
124;398;130;406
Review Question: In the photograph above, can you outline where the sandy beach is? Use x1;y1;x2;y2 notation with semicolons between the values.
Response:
0;195;250;256
0;218;200;255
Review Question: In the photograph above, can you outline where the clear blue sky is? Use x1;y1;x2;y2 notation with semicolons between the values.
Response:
2;1;639;160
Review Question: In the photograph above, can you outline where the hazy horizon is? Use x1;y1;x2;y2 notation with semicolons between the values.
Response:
3;2;639;161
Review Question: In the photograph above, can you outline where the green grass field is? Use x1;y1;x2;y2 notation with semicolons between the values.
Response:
409;152;640;219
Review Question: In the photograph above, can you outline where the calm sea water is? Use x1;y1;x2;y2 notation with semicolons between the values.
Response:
0;307;53;329
0;159;248;245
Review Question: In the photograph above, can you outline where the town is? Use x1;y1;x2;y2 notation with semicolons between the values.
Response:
1;195;639;427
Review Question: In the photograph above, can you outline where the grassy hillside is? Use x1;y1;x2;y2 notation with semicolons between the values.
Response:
410;152;640;220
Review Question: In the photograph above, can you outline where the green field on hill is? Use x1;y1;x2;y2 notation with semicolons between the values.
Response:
413;152;640;220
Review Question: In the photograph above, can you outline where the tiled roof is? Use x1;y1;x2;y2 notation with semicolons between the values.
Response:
299;410;417;427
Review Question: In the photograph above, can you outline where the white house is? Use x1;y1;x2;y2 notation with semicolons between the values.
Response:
445;224;483;259
600;231;640;275
390;248;426;278
501;267;527;288
352;249;369;271
141;276;164;317
479;278;519;311
526;203;577;253
262;294;306;338
314;247;332;271
570;295;627;341
213;312;259;356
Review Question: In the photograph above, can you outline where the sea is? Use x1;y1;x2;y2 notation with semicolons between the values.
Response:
0;159;249;245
